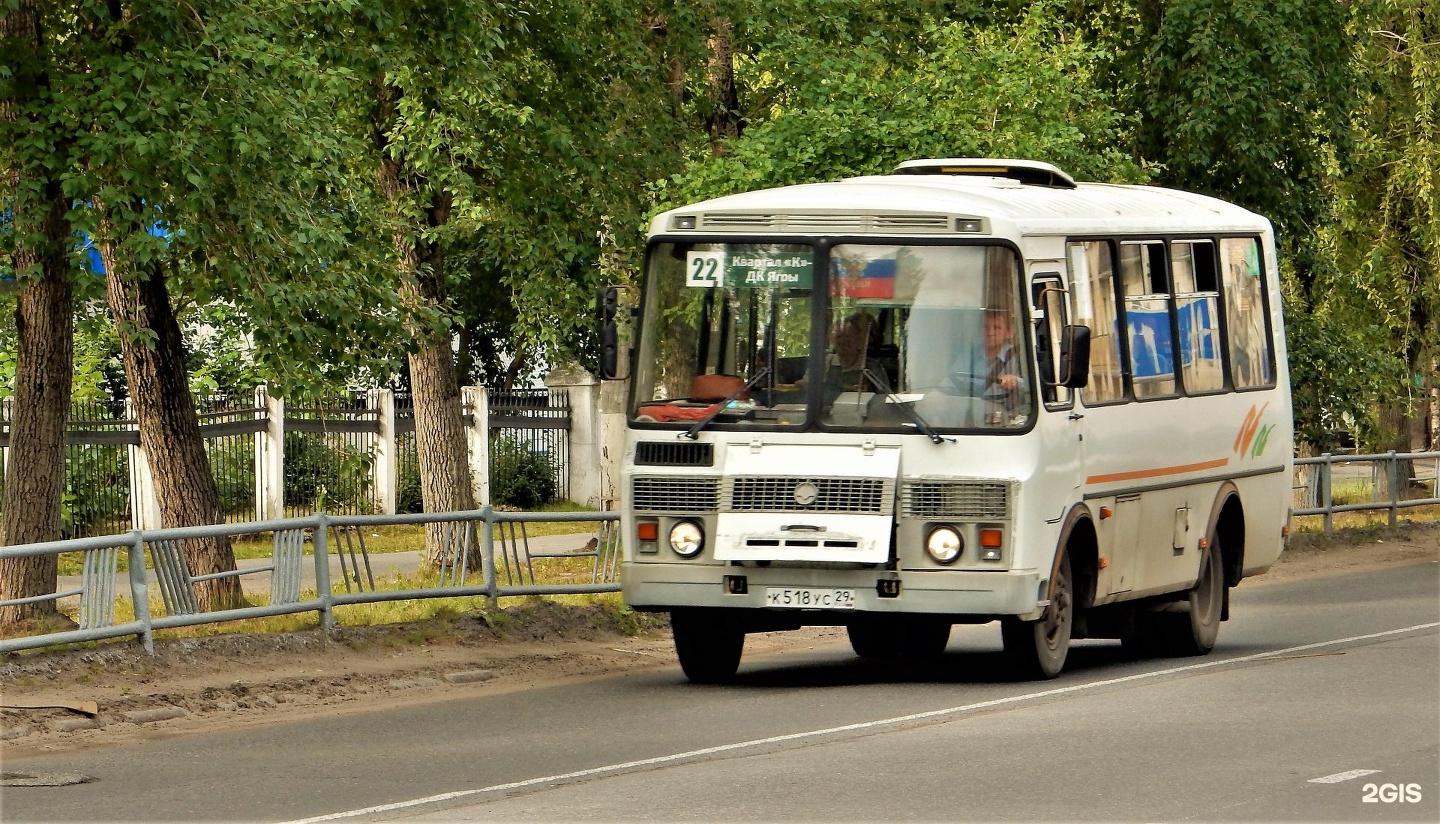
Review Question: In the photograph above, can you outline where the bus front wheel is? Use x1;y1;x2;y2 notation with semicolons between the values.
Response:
1001;551;1073;679
670;609;745;684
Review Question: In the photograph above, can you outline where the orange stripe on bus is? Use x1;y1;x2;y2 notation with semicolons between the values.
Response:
1085;458;1231;485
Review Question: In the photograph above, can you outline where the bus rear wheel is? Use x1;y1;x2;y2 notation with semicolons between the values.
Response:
670;609;745;684
1001;551;1073;679
1156;536;1224;656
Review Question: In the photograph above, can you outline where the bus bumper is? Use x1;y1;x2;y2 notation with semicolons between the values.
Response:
621;562;1043;619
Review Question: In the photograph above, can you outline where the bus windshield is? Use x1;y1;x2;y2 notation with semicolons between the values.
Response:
823;243;1032;430
630;240;1032;432
632;242;814;428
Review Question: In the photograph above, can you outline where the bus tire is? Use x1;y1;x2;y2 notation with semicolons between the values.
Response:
1001;551;1073;679
1155;534;1224;656
670;609;744;684
847;621;892;659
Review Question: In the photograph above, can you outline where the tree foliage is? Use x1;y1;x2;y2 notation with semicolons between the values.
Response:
1317;0;1439;447
661;4;1146;208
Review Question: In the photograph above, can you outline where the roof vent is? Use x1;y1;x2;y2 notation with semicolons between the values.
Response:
893;158;1077;189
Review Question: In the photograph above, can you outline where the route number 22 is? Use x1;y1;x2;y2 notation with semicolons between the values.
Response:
686;252;723;287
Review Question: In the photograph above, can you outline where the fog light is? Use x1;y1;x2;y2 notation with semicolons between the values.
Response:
668;520;704;558
926;526;963;564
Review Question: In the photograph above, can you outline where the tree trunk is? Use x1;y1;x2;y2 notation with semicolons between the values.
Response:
0;0;77;631
403;198;476;566
100;216;243;612
705;18;741;155
373;77;476;568
0;225;74;629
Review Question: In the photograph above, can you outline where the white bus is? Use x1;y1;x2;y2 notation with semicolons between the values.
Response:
599;158;1292;681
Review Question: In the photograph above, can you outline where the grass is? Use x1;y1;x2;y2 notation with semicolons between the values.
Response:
29;559;631;644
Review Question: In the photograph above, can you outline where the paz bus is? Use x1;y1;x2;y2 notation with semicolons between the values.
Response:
598;158;1292;681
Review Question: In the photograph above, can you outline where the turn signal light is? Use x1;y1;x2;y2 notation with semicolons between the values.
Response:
979;529;1003;548
637;521;658;541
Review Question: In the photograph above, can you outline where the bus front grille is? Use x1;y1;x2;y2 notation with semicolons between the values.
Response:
632;477;720;513
725;477;893;514
901;481;1010;519
635;441;714;467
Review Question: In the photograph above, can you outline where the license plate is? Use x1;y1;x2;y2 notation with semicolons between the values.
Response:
764;587;856;609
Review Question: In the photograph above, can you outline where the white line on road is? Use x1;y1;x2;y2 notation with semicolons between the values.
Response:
279;621;1439;824
1309;769;1381;784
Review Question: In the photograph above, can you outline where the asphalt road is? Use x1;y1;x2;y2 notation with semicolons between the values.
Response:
5;561;1437;823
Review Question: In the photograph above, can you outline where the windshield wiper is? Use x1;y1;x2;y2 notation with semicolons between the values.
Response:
684;368;772;440
861;368;953;445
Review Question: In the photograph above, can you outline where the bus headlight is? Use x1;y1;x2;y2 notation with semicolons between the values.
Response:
668;520;705;558
925;526;963;564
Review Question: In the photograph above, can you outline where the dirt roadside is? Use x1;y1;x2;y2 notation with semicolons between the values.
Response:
2;523;1437;758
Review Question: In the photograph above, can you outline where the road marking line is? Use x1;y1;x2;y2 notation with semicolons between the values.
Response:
1309;769;1381;784
279;621;1439;824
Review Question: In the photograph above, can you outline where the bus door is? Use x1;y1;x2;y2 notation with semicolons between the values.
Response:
1030;269;1087;521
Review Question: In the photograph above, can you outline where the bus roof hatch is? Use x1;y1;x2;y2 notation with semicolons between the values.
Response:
893;158;1077;189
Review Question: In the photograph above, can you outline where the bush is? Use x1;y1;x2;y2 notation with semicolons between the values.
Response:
284;432;374;512
396;439;423;514
490;435;557;508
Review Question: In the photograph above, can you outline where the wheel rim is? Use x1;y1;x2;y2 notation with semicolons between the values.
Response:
1193;541;1221;626
1042;565;1072;652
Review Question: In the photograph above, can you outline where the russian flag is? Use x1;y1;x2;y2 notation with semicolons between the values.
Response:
834;258;895;299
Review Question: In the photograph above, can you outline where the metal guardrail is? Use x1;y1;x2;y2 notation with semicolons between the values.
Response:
0;508;619;655
1294;450;1440;534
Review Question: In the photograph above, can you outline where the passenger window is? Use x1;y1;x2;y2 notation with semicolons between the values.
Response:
1219;238;1274;388
1120;241;1176;398
1066;241;1124;403
1172;241;1223;393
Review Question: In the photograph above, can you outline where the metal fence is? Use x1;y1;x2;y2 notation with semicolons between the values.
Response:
282;394;379;517
0;507;620;655
0;386;578;530
1294;450;1440;534
489;389;571;503
197;394;261;524
0;399;138;539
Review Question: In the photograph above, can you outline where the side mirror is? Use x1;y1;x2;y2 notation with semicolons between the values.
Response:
597;286;621;380
1059;325;1091;388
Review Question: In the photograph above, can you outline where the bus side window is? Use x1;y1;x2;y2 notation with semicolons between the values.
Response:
1031;276;1071;406
1172;240;1223;393
1219;237;1275;388
1120;240;1177;399
1067;241;1125;403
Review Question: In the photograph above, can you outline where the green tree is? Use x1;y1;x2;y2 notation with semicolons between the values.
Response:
3;1;411;612
661;5;1145;205
1320;0;1439;456
0;0;77;629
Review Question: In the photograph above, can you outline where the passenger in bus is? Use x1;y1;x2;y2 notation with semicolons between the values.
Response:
944;309;1027;418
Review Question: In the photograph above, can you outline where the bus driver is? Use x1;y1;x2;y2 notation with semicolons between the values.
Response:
945;308;1027;420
